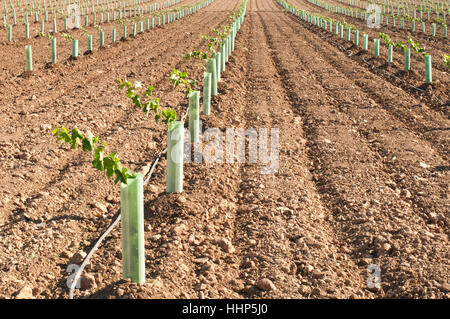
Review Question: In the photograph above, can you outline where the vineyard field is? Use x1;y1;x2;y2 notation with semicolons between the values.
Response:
0;0;448;300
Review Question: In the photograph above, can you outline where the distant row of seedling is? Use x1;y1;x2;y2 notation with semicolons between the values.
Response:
279;0;450;84
23;0;215;71
308;0;448;37
2;0;181;27
3;0;185;40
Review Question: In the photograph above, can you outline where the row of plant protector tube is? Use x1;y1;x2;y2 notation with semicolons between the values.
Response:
121;0;248;284
5;0;186;40
3;0;183;28
278;0;435;84
64;0;248;296
23;0;215;70
331;0;448;25
306;0;448;37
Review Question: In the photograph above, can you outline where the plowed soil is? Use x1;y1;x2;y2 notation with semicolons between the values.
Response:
0;0;448;299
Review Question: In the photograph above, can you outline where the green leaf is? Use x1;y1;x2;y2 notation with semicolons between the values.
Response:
103;156;115;177
145;85;154;97
92;157;104;171
143;103;151;115
94;145;105;161
126;88;135;98
52;126;60;136
132;94;142;108
114;167;129;184
82;134;98;153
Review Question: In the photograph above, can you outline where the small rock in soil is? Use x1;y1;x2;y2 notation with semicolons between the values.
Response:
60;250;71;258
298;285;311;294
80;274;97;290
255;278;276;291
230;279;244;291
92;202;108;214
419;162;429;169
116;288;125;297
376;242;392;256
148;184;159;193
70;250;87;265
201;261;215;273
15;286;34;299
171;224;187;235
217;238;235;253
311;287;323;296
305;265;314;273
400;189;412;198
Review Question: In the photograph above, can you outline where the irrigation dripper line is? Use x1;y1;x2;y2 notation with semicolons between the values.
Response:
68;108;190;299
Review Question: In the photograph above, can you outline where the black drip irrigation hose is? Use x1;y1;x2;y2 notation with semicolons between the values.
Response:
68;109;190;299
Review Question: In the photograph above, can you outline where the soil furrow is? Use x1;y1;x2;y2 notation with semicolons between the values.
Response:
227;9;364;298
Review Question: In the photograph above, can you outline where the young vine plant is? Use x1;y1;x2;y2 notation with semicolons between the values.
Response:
52;125;136;184
407;38;428;56
79;26;90;37
94;25;103;33
379;32;406;50
379;33;428;55
38;31;54;40
119;69;196;126
62;32;76;41
184;33;221;61
118;79;178;124
184;50;209;61
169;68;196;97
185;2;245;61
443;54;450;68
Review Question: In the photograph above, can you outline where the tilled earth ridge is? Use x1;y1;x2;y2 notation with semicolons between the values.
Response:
0;0;449;299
